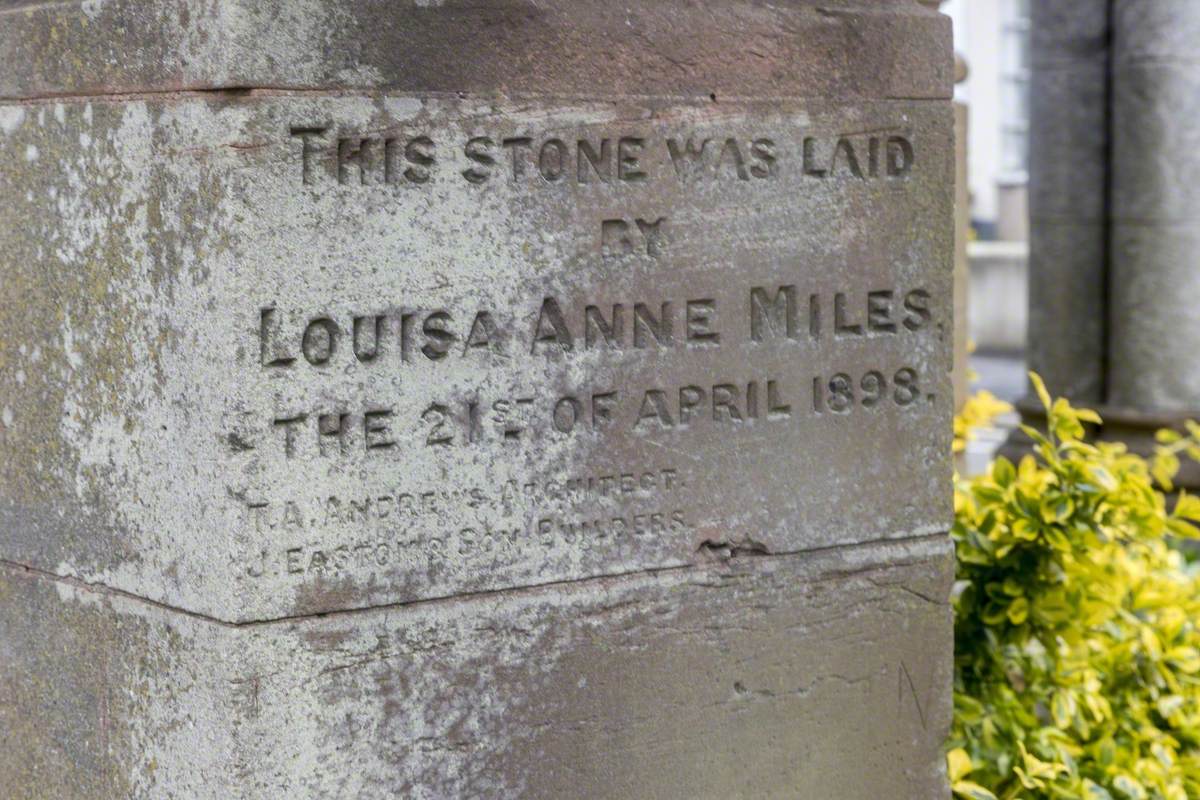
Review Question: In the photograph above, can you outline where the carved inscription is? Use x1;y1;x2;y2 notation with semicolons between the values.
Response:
258;286;933;456
234;107;944;588
262;289;931;369
241;466;689;578
290;127;914;186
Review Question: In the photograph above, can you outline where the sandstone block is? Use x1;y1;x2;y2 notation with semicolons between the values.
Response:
0;94;953;622
0;538;954;799
0;2;955;795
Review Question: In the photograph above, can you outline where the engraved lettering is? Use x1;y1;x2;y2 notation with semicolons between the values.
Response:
601;219;636;259
750;285;798;342
601;217;666;258
712;384;743;422
903;289;932;330
553;396;583;433
666;137;710;180
685;299;720;345
591;391;618;430
635;217;667;257
502;137;534;180
633;302;672;348
585;304;623;349
537;138;568;182
803;137;827;177
617;137;647;182
767;380;792;418
678;386;706;425
353;315;386;362
832;138;864;178
635;390;674;430
318;412;350;455
422;404;453;446
718;137;750;180
421;311;456;360
260;307;295;367
273;414;307;458
750;138;777;179
867;291;897;333
887;136;915;176
577;138;612;182
464;311;500;354
290;126;329;185
462;137;495;184
399;135;435;184
834;293;863;338
531;297;574;353
302;318;338;365
364;408;396;450
338;137;377;185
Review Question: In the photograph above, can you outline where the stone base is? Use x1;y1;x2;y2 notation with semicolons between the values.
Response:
0;537;952;799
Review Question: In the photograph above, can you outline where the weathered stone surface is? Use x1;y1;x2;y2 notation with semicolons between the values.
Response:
0;565;235;799
1027;63;1109;224
1025;221;1108;402
1030;0;1111;69
0;536;953;800
1113;0;1200;65
1109;3;1200;412
0;0;952;102
1025;0;1110;404
0;93;953;622
1109;223;1200;411
0;2;955;795
1112;63;1200;224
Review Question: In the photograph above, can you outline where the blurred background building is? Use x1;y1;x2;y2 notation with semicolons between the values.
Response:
950;1;1200;486
944;0;1032;406
945;0;1031;242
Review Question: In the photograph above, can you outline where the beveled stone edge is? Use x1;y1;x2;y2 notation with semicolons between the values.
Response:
0;0;952;102
0;531;952;626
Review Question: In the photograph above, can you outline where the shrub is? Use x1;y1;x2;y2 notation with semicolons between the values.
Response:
954;389;1014;454
948;375;1200;800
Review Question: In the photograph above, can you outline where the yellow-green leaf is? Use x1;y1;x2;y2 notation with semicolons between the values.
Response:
1156;428;1183;444
992;457;1015;487
1174;492;1200;522
1051;689;1077;728
947;748;973;783
1083;779;1114;800
1007;596;1029;625
1030;371;1052;412
1166;646;1200;673
1112;774;1146;800
952;780;998;800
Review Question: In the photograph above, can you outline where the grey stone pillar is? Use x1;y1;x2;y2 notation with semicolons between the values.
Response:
1110;0;1200;413
0;1;955;796
1013;1;1200;485
1027;0;1111;403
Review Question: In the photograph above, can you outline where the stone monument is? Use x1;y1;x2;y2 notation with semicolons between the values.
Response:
0;2;955;796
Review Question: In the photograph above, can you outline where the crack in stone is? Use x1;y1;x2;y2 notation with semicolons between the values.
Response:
696;535;773;559
0;532;948;628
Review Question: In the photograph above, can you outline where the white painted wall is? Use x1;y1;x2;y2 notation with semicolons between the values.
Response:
944;0;1029;231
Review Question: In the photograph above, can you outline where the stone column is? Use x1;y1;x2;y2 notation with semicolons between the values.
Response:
1109;1;1200;413
1012;1;1200;485
0;2;956;796
1026;0;1112;403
